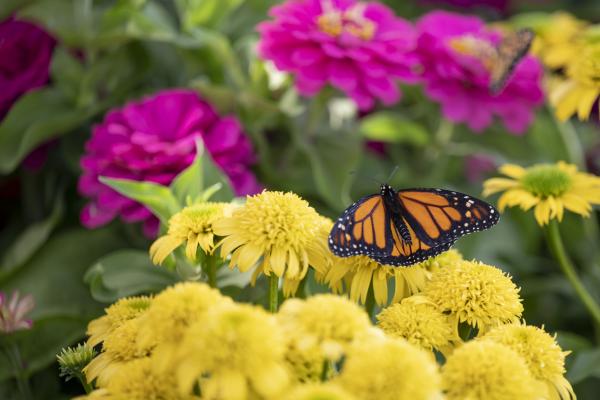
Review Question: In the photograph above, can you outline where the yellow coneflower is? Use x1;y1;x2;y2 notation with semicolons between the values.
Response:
213;191;328;287
483;323;575;400
284;383;357;400
150;202;232;264
550;41;600;121
423;260;523;335
175;303;289;399
81;357;198;400
336;336;442;400
136;282;230;352
278;295;371;363
442;340;543;400
322;254;430;306
483;162;600;226
530;12;588;70
86;295;152;347
376;295;456;353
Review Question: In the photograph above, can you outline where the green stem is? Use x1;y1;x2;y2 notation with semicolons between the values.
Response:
428;119;455;182
269;274;279;313
364;284;375;319
8;344;32;400
206;256;217;288
551;108;585;169
546;220;600;326
76;373;94;394
320;359;330;381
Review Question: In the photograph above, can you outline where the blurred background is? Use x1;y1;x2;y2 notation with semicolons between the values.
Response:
0;0;599;398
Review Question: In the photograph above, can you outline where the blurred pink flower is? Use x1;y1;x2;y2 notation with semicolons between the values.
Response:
414;11;543;134
420;0;509;13
257;0;418;110
0;291;34;333
79;89;261;237
0;16;55;119
464;154;496;183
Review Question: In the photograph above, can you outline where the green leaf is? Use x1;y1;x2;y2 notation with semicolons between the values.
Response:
0;227;124;379
359;112;430;146
176;0;243;30
0;88;99;173
84;250;179;303
171;141;204;205
301;130;361;210
100;177;181;224
98;0;178;45
199;151;235;202
0;200;63;282
50;46;88;106
567;348;600;384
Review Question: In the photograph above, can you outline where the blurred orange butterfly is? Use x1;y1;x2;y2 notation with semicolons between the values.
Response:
328;184;499;266
489;28;535;93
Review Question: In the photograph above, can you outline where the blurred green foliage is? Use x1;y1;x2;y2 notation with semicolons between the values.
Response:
1;0;600;398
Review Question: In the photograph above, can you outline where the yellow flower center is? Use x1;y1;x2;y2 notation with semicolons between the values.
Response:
448;35;496;70
520;165;573;198
317;1;375;41
169;202;226;238
567;43;600;86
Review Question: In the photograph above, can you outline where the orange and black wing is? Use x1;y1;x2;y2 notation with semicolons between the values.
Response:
489;28;535;94
328;194;392;258
371;211;458;267
397;188;499;248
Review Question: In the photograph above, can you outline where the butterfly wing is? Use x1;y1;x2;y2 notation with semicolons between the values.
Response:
328;194;393;258
489;28;535;94
396;188;499;248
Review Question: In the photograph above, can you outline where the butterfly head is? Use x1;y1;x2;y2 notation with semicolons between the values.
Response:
380;183;396;198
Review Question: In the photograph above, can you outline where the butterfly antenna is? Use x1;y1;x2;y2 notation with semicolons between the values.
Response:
386;166;400;183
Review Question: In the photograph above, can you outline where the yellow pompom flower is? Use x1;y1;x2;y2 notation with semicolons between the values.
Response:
376;295;455;352
284;383;357;400
442;340;542;400
323;255;430;306
150;202;232;264
531;12;588;70
417;249;464;272
175;303;289;399
483;162;600;226
213;191;327;285
336;337;442;400
82;357;199;400
278;295;371;362
550;41;600;121
423;260;523;334
483;324;575;400
86;296;152;347
136;282;230;351
84;318;152;387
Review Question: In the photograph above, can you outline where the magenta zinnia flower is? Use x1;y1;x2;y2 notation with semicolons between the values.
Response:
258;0;418;110
0;291;34;333
0;16;55;119
420;0;509;13
414;11;543;134
79;89;261;237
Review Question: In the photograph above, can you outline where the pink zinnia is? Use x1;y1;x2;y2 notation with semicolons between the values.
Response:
0;16;55;119
258;0;418;110
414;11;544;134
79;89;261;237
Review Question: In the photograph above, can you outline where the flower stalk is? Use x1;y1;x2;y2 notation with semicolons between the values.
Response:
269;274;279;313
205;256;217;288
546;220;600;326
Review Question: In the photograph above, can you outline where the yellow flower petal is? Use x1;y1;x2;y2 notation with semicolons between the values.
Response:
482;178;519;197
576;87;600;120
499;164;526;179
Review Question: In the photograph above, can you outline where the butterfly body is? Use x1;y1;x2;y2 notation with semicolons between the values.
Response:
328;185;499;266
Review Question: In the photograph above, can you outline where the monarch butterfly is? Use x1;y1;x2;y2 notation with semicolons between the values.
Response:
489;28;535;93
328;185;499;266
